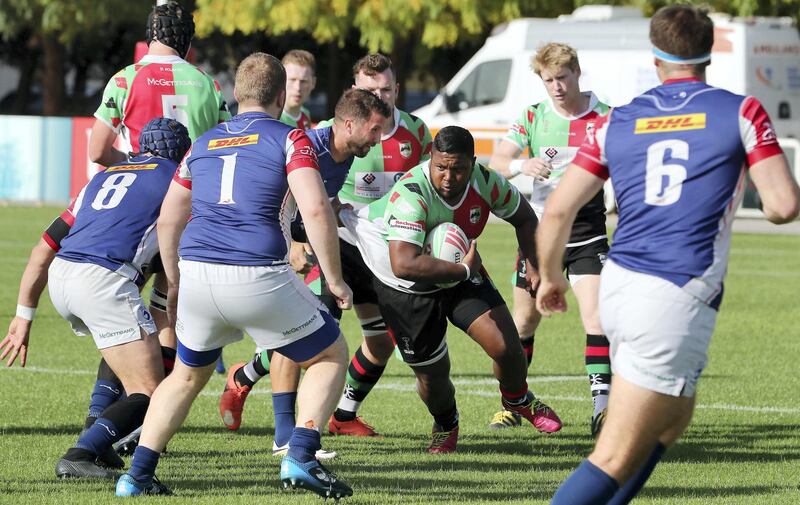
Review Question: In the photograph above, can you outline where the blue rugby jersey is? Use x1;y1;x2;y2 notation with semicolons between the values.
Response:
56;154;177;286
574;78;783;308
289;126;354;241
174;111;319;266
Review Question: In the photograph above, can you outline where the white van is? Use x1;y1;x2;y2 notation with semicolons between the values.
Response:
413;5;800;215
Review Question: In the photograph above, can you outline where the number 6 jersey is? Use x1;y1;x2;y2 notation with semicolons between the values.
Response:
574;78;783;308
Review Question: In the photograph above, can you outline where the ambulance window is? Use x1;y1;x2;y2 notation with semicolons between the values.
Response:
449;59;511;110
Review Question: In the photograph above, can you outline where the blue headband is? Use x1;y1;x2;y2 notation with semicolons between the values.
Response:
652;47;711;64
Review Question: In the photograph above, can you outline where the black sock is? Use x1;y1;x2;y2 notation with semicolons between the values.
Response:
99;393;151;438
520;335;535;367
432;403;459;432
161;346;176;375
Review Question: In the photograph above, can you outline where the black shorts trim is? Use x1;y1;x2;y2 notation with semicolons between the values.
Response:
340;239;378;305
514;239;609;289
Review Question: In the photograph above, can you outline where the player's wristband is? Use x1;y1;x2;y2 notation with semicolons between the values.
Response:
16;304;36;321
461;263;471;281
509;160;524;178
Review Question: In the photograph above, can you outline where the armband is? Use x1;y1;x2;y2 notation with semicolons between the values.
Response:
16;304;36;321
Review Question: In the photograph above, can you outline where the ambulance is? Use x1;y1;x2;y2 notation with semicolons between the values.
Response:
413;5;800;216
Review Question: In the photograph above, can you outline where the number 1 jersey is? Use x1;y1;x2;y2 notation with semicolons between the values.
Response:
574;78;783;308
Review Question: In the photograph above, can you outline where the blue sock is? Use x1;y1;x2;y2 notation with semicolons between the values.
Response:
129;446;160;484
607;443;666;505
88;380;122;418
75;418;121;455
286;427;320;463
272;392;297;448
552;460;619;505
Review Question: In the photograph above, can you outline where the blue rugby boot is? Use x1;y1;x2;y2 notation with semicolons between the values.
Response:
280;455;353;500
115;473;172;496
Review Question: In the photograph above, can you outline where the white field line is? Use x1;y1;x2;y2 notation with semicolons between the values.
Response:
8;366;797;415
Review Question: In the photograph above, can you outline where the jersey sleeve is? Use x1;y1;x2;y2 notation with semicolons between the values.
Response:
739;96;783;167
173;146;194;189
285;129;319;173
213;79;231;123
384;185;428;247
418;120;433;160
485;167;522;219
93;70;128;132
573;113;611;180
503;106;534;151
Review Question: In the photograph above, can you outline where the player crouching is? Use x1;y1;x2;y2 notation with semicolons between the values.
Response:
339;126;561;453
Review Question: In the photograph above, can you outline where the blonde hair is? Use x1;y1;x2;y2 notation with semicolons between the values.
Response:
531;43;580;76
282;49;316;74
234;52;285;107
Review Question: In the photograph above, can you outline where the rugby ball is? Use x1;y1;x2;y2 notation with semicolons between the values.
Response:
423;222;469;288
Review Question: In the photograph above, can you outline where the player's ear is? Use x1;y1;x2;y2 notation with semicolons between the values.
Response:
277;89;286;111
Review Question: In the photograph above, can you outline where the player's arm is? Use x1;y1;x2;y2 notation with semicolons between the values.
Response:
288;167;351;309
504;198;539;291
536;165;605;316
157;180;193;325
749;155;800;223
88;120;127;167
389;239;480;285
489;140;523;178
1;238;57;367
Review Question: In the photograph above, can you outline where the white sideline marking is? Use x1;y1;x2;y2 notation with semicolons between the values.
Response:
4;366;800;415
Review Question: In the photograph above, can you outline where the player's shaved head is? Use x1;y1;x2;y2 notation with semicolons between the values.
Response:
650;5;713;72
234;53;286;108
433;126;474;160
335;88;391;123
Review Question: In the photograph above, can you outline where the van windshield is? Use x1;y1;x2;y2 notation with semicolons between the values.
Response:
449;59;511;111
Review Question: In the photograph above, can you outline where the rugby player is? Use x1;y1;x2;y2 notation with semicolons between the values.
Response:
115;53;353;499
1;118;191;480
221;54;432;438
537;6;800;503
280;49;316;129
339;126;562;453
489;43;610;434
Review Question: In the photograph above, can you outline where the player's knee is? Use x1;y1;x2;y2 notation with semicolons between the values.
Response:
359;315;387;339
362;332;394;361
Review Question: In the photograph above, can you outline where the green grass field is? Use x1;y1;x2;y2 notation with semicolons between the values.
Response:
1;206;798;504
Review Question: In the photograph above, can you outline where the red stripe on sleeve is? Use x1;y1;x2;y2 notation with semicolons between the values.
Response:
42;232;59;252
173;170;192;189
740;96;784;168
285;129;319;174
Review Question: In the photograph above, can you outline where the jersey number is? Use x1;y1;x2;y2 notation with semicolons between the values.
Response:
91;173;138;210
218;153;237;204
162;94;189;127
645;139;688;206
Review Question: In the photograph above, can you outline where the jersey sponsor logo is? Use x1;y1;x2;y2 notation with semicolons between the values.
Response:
762;121;777;142
388;216;424;233
105;97;117;109
114;77;127;89
469;206;481;224
146;77;204;88
361;173;376;185
207;134;259;150
634;113;707;134
105;163;158;172
399;142;412;159
510;123;526;137
545;147;558;159
586;121;596;136
393;172;404;183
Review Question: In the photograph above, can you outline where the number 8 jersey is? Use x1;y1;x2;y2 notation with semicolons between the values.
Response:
56;155;178;286
574;78;783;309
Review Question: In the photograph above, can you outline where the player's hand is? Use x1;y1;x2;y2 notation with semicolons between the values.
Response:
520;158;553;182
462;240;482;278
327;279;353;311
536;276;570;316
290;241;314;274
525;260;541;294
1;317;32;367
166;284;179;329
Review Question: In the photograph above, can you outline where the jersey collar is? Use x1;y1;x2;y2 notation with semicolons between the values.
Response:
138;54;188;65
382;108;402;141
547;91;599;121
663;77;703;84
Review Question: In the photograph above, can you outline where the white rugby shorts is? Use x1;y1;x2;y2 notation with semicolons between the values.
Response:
599;259;717;397
48;257;156;349
175;260;328;351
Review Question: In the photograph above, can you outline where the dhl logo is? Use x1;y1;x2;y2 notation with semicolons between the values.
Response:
634;113;706;134
106;163;158;172
207;134;259;150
